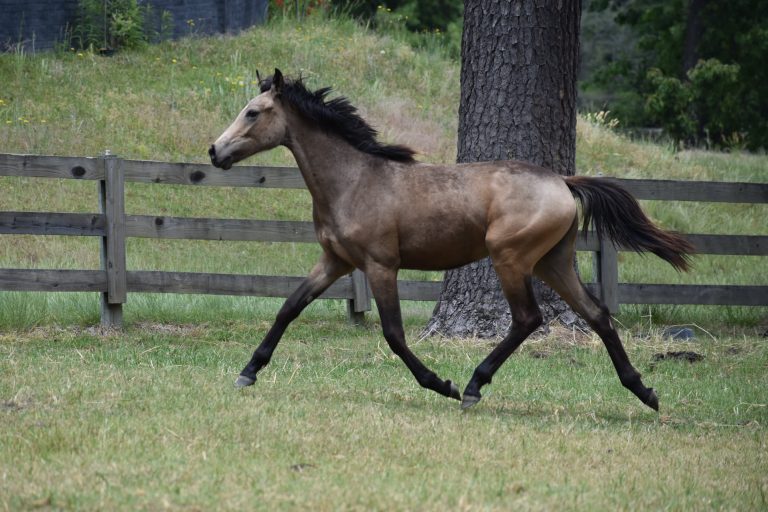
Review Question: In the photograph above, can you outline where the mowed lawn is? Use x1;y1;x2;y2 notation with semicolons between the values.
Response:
1;310;767;510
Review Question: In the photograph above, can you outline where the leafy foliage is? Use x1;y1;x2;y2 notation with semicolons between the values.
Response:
332;1;463;57
335;0;462;32
72;0;174;51
588;0;768;150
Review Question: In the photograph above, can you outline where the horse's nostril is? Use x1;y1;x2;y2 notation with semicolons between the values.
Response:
208;145;216;158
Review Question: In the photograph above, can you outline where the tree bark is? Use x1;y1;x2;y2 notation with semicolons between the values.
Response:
425;0;583;339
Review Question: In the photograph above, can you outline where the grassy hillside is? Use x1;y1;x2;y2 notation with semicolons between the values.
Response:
0;14;766;330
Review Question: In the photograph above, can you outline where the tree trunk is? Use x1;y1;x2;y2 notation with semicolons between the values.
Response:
425;0;583;339
681;0;709;77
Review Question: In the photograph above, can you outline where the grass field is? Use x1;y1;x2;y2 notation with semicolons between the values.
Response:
1;13;767;510
2;318;767;510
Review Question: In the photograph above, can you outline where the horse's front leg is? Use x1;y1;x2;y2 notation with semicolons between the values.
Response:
366;263;461;401
235;252;352;388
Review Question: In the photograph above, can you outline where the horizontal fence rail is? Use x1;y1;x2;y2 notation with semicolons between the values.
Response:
1;152;767;327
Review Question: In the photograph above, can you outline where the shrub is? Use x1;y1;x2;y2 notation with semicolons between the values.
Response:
645;59;746;149
72;0;174;52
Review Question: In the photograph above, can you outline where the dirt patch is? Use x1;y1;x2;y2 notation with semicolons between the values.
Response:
1;399;31;412
650;351;705;370
131;322;204;337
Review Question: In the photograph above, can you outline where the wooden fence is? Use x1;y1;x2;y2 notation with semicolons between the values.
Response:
1;152;766;328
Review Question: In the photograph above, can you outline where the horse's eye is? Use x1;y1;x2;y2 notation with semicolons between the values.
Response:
245;110;259;119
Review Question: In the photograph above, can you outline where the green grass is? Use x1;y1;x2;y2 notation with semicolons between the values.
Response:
0;13;766;331
1;316;766;510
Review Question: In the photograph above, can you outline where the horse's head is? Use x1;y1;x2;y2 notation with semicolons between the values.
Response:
209;69;287;170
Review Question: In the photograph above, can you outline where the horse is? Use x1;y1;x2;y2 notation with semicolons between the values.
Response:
209;69;693;411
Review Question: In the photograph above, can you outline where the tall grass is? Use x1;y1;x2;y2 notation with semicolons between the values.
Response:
1;14;766;331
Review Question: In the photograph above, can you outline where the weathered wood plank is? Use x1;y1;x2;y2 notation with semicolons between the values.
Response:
0;269;106;292
0;153;103;180
684;234;768;256
615;178;768;204
125;215;317;243
126;271;355;299
575;232;601;251
397;279;442;301
578;232;768;256
121;159;306;189
2;155;766;204
0;212;105;236
617;284;768;306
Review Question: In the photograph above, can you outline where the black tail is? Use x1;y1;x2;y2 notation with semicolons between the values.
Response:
565;176;694;271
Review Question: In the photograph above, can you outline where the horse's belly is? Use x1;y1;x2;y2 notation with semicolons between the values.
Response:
398;230;488;270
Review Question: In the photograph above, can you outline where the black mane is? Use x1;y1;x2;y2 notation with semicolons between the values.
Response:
260;75;417;163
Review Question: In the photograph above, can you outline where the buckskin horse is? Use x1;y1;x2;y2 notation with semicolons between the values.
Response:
209;69;693;411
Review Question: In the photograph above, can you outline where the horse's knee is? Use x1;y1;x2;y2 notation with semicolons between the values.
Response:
381;324;406;351
584;303;615;335
515;309;543;334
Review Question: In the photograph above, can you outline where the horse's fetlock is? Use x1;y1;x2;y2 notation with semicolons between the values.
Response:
619;370;642;390
417;370;439;389
472;367;493;387
253;348;272;366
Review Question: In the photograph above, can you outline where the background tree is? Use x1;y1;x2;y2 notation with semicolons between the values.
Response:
425;0;583;338
586;0;768;150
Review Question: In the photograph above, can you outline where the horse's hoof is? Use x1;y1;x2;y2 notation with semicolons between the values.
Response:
461;393;481;410
234;375;256;389
447;380;461;401
645;388;659;412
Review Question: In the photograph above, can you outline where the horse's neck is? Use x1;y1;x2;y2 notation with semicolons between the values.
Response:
284;117;371;210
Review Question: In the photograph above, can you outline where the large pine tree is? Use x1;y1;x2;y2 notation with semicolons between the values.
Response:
426;0;583;338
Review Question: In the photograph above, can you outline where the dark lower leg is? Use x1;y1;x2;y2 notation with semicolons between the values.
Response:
462;314;541;408
238;305;297;382
382;310;460;400
591;313;658;410
237;255;350;387
370;269;460;401
462;276;541;408
534;226;658;411
565;283;658;410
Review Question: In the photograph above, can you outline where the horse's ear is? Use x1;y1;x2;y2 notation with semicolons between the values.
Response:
272;68;284;95
256;69;262;85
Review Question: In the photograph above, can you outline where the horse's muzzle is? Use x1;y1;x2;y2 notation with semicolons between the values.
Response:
208;144;233;170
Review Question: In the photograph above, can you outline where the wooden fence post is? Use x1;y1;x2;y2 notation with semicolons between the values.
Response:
99;151;127;328
595;238;619;314
347;269;370;324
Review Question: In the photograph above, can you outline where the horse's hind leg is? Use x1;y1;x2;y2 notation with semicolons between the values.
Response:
462;267;543;409
534;225;659;411
366;263;461;401
236;251;352;388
